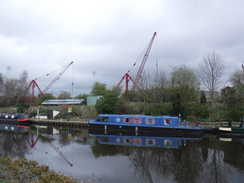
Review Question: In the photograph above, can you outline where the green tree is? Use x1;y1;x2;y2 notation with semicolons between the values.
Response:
36;94;55;105
95;90;118;114
200;91;207;104
229;69;244;107
169;65;199;118
91;82;107;96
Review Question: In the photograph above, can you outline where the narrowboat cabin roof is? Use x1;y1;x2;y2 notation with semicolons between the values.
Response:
96;114;177;118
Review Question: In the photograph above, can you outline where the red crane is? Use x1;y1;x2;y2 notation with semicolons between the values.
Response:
42;61;73;93
28;61;73;99
116;72;136;91
116;32;157;90
133;32;156;88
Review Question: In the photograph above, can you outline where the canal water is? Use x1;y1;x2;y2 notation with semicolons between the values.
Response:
1;123;244;183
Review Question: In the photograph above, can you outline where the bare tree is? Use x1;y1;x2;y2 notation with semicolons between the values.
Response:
58;91;71;99
16;70;29;105
2;71;29;106
229;69;244;85
198;52;226;103
3;78;19;106
0;73;3;96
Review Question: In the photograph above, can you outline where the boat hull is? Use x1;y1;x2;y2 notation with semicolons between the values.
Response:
0;119;30;125
218;127;244;137
0;113;30;125
88;123;205;137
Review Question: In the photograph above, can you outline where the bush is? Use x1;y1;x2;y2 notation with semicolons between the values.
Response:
0;157;79;183
226;108;244;121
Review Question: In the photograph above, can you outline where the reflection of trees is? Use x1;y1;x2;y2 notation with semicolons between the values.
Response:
129;146;203;183
91;136;244;183
172;148;203;183
130;148;175;183
222;139;244;170
0;131;29;158
203;148;229;183
91;142;123;158
202;138;244;183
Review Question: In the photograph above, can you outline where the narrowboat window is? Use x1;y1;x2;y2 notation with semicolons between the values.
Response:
164;118;171;125
124;138;133;144
146;139;155;145
146;118;155;124
5;115;8;118
164;140;172;146
116;138;121;143
133;138;142;144
133;118;142;124
96;117;101;122
102;117;109;122
101;137;109;142
124;117;132;123
11;115;14;118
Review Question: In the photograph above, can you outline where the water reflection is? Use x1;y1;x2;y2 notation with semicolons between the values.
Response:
0;123;30;158
0;124;243;183
90;131;204;183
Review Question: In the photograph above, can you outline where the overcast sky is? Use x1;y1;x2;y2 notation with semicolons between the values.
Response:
1;0;244;97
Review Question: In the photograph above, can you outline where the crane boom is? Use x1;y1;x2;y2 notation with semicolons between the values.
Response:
42;61;73;93
134;32;156;86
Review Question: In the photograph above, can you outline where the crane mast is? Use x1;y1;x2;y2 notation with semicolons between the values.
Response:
134;32;157;87
116;32;157;91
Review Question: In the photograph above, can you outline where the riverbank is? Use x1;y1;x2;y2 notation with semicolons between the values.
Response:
0;157;81;183
30;118;89;127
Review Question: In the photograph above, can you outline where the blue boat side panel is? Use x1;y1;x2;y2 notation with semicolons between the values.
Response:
89;114;205;133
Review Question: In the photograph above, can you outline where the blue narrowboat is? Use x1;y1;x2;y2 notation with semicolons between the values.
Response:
88;114;205;135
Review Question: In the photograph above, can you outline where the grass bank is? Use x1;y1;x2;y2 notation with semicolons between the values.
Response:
0;157;83;183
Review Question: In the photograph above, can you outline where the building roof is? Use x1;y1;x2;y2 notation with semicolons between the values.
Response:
41;99;84;105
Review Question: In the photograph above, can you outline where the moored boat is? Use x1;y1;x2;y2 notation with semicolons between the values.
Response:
218;117;244;137
88;114;205;135
0;113;30;124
